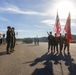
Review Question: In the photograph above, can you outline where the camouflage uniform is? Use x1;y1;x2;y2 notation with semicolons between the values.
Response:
54;34;58;53
63;34;69;53
37;38;39;45
59;33;64;52
48;32;54;52
34;38;36;45
10;27;16;51
6;26;11;54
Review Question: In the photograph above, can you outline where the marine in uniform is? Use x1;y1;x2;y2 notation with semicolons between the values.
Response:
10;27;16;52
48;32;54;52
6;26;11;54
54;33;58;53
34;38;36;45
63;33;70;54
59;33;64;53
37;38;39;45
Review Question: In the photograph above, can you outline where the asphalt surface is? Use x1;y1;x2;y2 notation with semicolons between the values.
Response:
0;42;76;75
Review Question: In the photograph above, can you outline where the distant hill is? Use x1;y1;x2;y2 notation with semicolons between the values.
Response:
17;35;76;42
39;37;48;42
72;35;76;40
38;35;76;42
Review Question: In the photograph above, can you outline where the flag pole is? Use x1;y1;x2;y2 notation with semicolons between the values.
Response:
63;27;65;35
54;9;61;37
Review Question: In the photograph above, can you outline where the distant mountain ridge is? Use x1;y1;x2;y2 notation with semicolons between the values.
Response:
38;35;76;42
72;35;76;40
18;35;76;42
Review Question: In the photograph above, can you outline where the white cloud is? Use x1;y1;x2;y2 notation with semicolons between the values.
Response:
0;1;76;18
71;22;76;27
34;25;50;29
0;4;46;16
41;20;55;26
41;19;76;26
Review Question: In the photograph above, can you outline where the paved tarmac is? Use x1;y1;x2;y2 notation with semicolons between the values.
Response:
0;42;76;75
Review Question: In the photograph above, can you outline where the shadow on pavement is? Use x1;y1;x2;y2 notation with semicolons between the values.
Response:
31;67;52;75
0;51;6;56
24;52;75;75
64;53;76;75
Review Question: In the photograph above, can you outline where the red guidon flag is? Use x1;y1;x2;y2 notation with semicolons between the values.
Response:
54;11;61;37
64;13;72;43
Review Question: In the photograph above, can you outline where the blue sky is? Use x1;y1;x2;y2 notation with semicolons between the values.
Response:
0;0;76;38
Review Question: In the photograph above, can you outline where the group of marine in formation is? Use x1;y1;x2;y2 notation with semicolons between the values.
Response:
47;32;70;54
